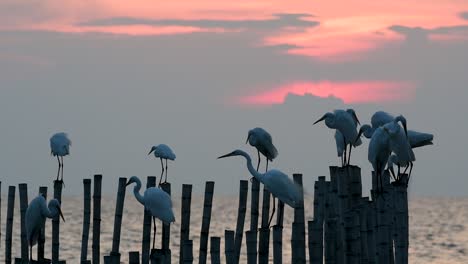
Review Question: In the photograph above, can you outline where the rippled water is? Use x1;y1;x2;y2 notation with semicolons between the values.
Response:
1;195;467;263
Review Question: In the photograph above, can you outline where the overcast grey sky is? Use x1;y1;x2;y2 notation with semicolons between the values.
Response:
1;1;467;197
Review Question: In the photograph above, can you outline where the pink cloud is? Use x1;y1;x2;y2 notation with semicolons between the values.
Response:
236;80;416;105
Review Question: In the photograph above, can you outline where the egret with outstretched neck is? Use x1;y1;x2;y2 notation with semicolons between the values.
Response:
50;132;71;183
246;127;278;172
26;195;65;262
314;109;362;166
218;149;302;227
148;144;176;186
126;176;175;251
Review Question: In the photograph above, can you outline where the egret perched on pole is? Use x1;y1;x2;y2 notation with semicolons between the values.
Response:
126;176;175;251
26;195;65;262
382;121;415;181
148;144;176;186
367;111;408;137
314;109;362;166
357;125;391;192
246;127;278;172
50;132;71;183
217;149;302;227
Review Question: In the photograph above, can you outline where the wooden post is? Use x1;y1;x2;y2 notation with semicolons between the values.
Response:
198;181;215;264
182;240;193;264
210;237;221;264
311;176;326;263
272;225;282;264
142;176;156;264
18;183;29;261
324;179;338;264
330;166;347;264
80;179;92;263
308;219;323;264
160;182;171;264
92;175;103;264
360;198;369;264
291;174;306;264
393;174;409;264
52;180;64;263
5;186;15;264
249;178;260;263
225;230;235;264
324;218;337;264
38;186;48;261
109;177;127;262
150;249;165;264
258;186;270;264
367;200;377;264
234;180;248;264
245;231;257;264
344;210;361;264
129;252;140;264
372;171;390;264
179;184;192;264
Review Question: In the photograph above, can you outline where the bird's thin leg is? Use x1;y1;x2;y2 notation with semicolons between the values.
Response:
152;216;157;250
408;162;414;183
403;164;409;175
256;150;261;172
56;156;60;181
165;159;168;183
266;159;269;172
340;155;344;167
268;197;276;228
61;156;64;180
159;158;164;186
343;147;347;167
348;144;352;165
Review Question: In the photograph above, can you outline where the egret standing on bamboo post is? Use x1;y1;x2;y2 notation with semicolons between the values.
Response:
148;144;176;186
126;176;175;252
314;109;362;166
218;149;302;227
382;121;415;182
50;132;71;183
26;195;65;262
246;127;278;172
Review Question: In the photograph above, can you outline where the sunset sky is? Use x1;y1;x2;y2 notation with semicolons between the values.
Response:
1;1;467;196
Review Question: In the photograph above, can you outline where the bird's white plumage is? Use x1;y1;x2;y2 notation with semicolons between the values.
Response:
317;110;362;147
247;127;278;161
335;130;345;158
383;121;415;163
26;196;62;247
50;132;71;156
371;111;394;131
407;130;433;148
151;144;176;160
368;126;392;177
127;176;175;224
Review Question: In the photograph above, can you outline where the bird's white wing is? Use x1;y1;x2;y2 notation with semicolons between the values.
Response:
371;111;394;128
334;130;345;157
408;130;433;148
145;188;175;224
263;170;302;208
154;144;176;160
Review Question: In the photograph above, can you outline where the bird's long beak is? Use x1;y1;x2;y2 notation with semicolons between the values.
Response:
148;149;154;155
245;135;251;144
313;115;326;125
402;122;408;138
125;181;132;187
217;153;233;159
58;207;65;222
352;112;361;125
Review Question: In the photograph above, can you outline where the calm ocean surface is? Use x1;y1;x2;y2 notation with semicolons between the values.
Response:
1;196;467;263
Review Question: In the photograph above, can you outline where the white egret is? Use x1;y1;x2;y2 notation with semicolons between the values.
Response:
383;121;415;181
314;109;362;166
26;195;65;261
369;111;408;137
357;125;391;192
126;176;175;250
246;127;278;172
148;144;176;185
218;149;302;227
50;132;71;183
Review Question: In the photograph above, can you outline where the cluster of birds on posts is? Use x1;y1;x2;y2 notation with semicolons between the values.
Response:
24;109;433;261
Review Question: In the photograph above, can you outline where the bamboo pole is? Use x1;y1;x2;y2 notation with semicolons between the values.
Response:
372;171;390;264
258;186;270;264
183;240;193;264
324;179;338;264
38;186;48;261
360;198;369;264
142;176;156;264
308;219;323;264
160;182;171;264
225;230;235;264
129;252;140;264
245;231;257;264
234;180;248;264
150;249;165;263
92;174;103;264
109;177;128;262
272;225;282;264
5;186;15;264
52;180;64;263
210;237;221;264
324;218;337;264
311;176;326;263
291;174;306;264
18;183;28;261
249;178;260;263
198;181;215;264
80;179;92;264
330;166;347;264
393;174;409;264
179;184;192;264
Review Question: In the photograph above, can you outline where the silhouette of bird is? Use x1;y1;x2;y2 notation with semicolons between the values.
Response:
218;149;302;227
335;131;346;165
148;144;176;186
383;121;415;181
50;132;71;183
246;127;278;172
314;109;362;166
26;195;65;262
126;176;175;250
369;111;408;137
